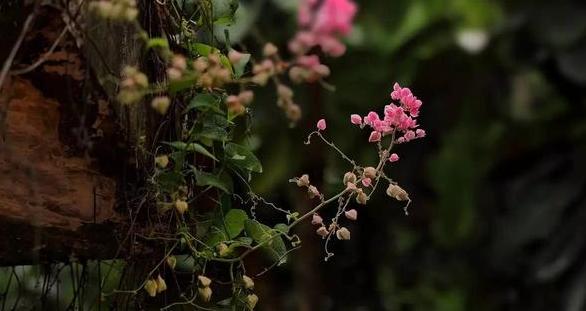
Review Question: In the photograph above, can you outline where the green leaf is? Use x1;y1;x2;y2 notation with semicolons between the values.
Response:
157;171;185;192
164;141;218;161
224;209;248;239
225;142;262;173
184;94;224;114
146;37;169;50
194;170;233;193
168;75;198;94
244;220;287;264
274;223;289;234
205;226;229;247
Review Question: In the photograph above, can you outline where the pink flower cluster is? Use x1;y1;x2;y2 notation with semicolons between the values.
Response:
289;0;357;58
350;83;426;150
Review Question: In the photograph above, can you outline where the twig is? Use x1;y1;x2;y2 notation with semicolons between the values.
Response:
10;26;69;75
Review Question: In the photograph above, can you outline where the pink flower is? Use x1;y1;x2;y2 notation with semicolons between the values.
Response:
361;178;372;187
364;111;380;125
313;0;357;36
389;153;399;162
344;209;357;221
404;130;416;141
368;131;381;142
311;213;323;225
317;118;327;131
416;129;426;138
350;114;362;125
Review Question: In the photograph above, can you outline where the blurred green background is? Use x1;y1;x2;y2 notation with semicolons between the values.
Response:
2;0;586;310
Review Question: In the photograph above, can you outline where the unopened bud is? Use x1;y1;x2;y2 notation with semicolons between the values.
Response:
156;274;167;293
167;67;182;81
296;174;310;187
386;184;410;201
242;275;254;289
355;189;368;205
311;213;323;225
277;84;293;99
307;185;320;199
246;294;259;309
316;226;328;238
343;172;357;184
346;182;357;192
228;49;244;64
175;199;188;214
285;103;302;122
217;243;229;257
151;96;170;115
144;279;157;297
155;155;169;168
344;209;358;221
193;58;208;72
166;256;176;269
336;227;351;240
363;167;377;179
171;55;187;71
238;90;254;105
198;275;212;287
198;286;212;302
263;43;279;57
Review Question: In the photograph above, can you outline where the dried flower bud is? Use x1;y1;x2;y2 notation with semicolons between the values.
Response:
277;84;293;99
246;294;259;310
386;184;410;201
252;72;270;86
242;275;254;290
289;66;305;83
198;275;212;287
363;167;377;179
198;286;212;302
336;227;351;240
311;213;323;225
263;43;279;57
343;172;357;184
346;182;357;192
175;199;188;214
356;189;368;205
151;96;170;115
316;226;328;238
156;275;167;293
344;209;358;221
296;174;310;187
144;279;157;297
155;155;169;168
307;185;320;199
207;53;221;65
166;256;176;269
285;103;302;122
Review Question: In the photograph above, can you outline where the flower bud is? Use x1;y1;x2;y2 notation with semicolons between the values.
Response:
343;172;357;184
404;130;416;141
316;226;328;238
296;174;310;187
416;129;426;138
228;49;244;64
175;199;188;214
193;58;208;72
263;43;278;57
171;55;187;71
277;84;293;99
242;275;254;289
355;189;368;205
144;279;157;297
166;256;176;269
155;155;169;168
350;114;362;125
238;90;254;105
389;153;399;162
316;119;326;131
311;213;323;225
217;243;229;257
166;67;182;81
361;178;372;187
198;286;212;302
198;275;212;287
368;131;381;142
336;227;351;240
156;274;167;293
345;209;358;221
386;184;410;201
345;182;357;192
363;167;377;179
307;185;320;199
151;96;170;115
246;294;259;309
285;104;302;122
